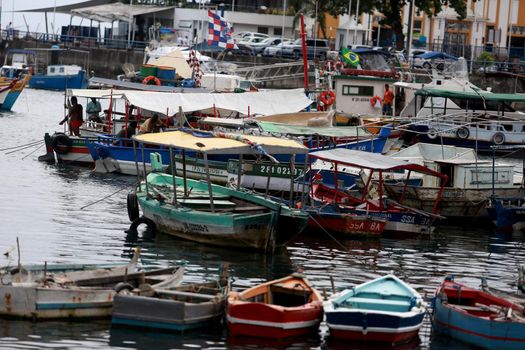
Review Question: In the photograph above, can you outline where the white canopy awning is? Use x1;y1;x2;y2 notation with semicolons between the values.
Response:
71;3;174;23
121;89;312;116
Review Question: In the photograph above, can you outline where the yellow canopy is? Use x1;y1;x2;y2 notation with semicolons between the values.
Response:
146;50;192;79
133;130;308;155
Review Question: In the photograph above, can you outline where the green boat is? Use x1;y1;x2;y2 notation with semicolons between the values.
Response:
129;130;310;253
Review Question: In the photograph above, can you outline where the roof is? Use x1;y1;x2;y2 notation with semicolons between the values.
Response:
68;89;126;99
120;89;312;116
133;130;308;155
415;87;525;103
71;3;174;23
256;121;371;137
17;0;109;14
309;149;446;178
416;51;458;60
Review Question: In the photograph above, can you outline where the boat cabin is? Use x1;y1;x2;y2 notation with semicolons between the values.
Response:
47;65;83;76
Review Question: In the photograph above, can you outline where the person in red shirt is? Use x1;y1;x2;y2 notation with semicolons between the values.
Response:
382;84;394;116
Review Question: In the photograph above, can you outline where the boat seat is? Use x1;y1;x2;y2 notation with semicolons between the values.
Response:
343;298;410;309
178;199;237;208
232;205;267;213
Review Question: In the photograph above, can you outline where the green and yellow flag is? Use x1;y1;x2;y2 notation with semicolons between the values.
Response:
341;47;359;68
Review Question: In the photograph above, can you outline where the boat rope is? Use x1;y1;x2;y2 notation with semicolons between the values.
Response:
179;127;279;163
21;142;45;160
307;213;356;256
0;139;43;152
80;181;138;210
3;140;44;154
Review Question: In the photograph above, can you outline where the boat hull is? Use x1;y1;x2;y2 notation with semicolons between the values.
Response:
306;210;386;236
29;72;87;90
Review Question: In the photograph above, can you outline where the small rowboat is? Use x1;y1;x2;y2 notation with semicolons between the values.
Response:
324;275;425;344
226;273;323;339
433;276;525;350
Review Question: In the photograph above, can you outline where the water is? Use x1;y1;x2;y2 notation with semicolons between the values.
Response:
1;89;525;349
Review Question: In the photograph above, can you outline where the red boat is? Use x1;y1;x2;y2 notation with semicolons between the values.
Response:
226;273;323;339
306;208;387;236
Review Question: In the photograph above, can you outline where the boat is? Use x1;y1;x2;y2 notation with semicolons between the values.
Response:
0;49;32;111
29;64;88;90
324;275;425;343
226;273;323;338
128;129;309;252
0;250;184;320
487;197;525;231
383;143;522;220
112;265;228;331
306;149;447;235
433;276;525;350
0;74;30;111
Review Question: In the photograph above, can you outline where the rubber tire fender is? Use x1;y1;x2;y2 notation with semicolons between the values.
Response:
128;216;157;237
114;282;134;294
127;192;140;222
492;132;505;145
50;132;72;155
456;127;470;139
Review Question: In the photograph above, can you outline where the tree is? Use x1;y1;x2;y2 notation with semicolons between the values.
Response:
326;0;470;50
289;0;331;39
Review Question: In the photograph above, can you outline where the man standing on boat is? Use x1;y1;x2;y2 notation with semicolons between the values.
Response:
59;96;83;136
86;98;102;127
382;84;394;116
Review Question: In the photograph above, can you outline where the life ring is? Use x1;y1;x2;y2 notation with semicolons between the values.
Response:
427;128;439;139
456;127;470;139
127;192;140;222
142;75;161;86
492;132;505;145
319;91;336;106
50;132;72;154
370;95;382;108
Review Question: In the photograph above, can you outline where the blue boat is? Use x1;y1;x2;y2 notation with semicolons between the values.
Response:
86;127;392;176
433;276;525;350
29;64;88;90
487;197;525;232
324;275;425;344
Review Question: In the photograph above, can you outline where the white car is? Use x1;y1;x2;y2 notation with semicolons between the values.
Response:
238;36;267;47
263;40;293;57
234;32;269;43
251;37;290;55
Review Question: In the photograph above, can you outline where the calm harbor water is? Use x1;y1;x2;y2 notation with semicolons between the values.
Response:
1;89;524;350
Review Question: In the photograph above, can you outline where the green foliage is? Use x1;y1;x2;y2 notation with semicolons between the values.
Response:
476;51;495;66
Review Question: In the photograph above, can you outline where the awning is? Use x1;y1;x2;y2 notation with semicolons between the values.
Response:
133;130;308;155
256;121;371;138
71;3;174;23
415;87;525;103
146;50;192;79
415;51;458;60
68;89;126;99
121;89;312;116
309;149;446;178
17;0;109;14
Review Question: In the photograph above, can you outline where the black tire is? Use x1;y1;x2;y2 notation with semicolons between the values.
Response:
50;133;72;155
114;282;134;293
456;127;470;139
492;132;505;145
128;216;157;238
127;192;140;222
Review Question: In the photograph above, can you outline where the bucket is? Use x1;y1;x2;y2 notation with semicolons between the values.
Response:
157;66;176;81
140;64;157;78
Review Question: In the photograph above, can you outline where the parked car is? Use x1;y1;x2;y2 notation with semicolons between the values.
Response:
262;40;292;57
281;39;329;60
412;51;458;70
233;32;269;43
238;36;267;47
251;37;290;55
224;43;255;56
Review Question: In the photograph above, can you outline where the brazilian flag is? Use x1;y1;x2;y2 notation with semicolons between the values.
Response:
341;47;359;68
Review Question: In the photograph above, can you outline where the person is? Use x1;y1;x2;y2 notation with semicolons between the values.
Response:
113;121;138;145
86;97;102;126
59;96;83;136
382;84;394;116
6;22;13;41
138;114;163;134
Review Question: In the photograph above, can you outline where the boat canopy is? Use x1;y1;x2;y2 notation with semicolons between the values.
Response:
256;121;371;137
121;89;312;116
415;87;525;103
200;117;246;127
415;51;458;60
309;149;447;179
133;130;308;155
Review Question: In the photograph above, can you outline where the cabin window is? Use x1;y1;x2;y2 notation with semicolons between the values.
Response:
502;124;513;132
49;67;55;73
59;67;65;73
342;85;374;96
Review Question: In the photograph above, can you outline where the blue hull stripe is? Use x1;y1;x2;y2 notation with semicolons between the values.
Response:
326;311;424;329
36;301;112;310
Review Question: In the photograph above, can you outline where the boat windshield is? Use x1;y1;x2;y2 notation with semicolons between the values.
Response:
441;58;469;80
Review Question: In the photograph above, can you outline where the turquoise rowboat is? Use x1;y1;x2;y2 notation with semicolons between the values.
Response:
130;129;310;252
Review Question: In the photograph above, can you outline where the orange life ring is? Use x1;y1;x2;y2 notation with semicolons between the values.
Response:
370;95;382;108
142;75;161;86
319;90;336;106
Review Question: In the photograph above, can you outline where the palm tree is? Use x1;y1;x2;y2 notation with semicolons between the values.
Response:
290;0;329;39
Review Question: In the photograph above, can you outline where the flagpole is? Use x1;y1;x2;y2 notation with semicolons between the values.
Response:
346;0;352;47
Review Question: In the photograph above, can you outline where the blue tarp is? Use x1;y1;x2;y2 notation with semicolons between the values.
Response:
415;51;458;60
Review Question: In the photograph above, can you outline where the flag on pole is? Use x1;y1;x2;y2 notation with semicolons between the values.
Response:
341;47;360;68
207;10;238;49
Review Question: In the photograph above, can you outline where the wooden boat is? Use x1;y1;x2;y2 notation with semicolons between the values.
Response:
384;143;521;220
307;149;447;235
0;74;30;111
112;266;227;331
433;276;525;350
29;64;88;90
487;197;525;232
226;273;323;338
129;130;309;252
324;275;425;343
0;252;184;320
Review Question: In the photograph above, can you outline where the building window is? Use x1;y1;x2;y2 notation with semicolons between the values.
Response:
274;27;282;36
258;26;269;34
342;85;374;96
